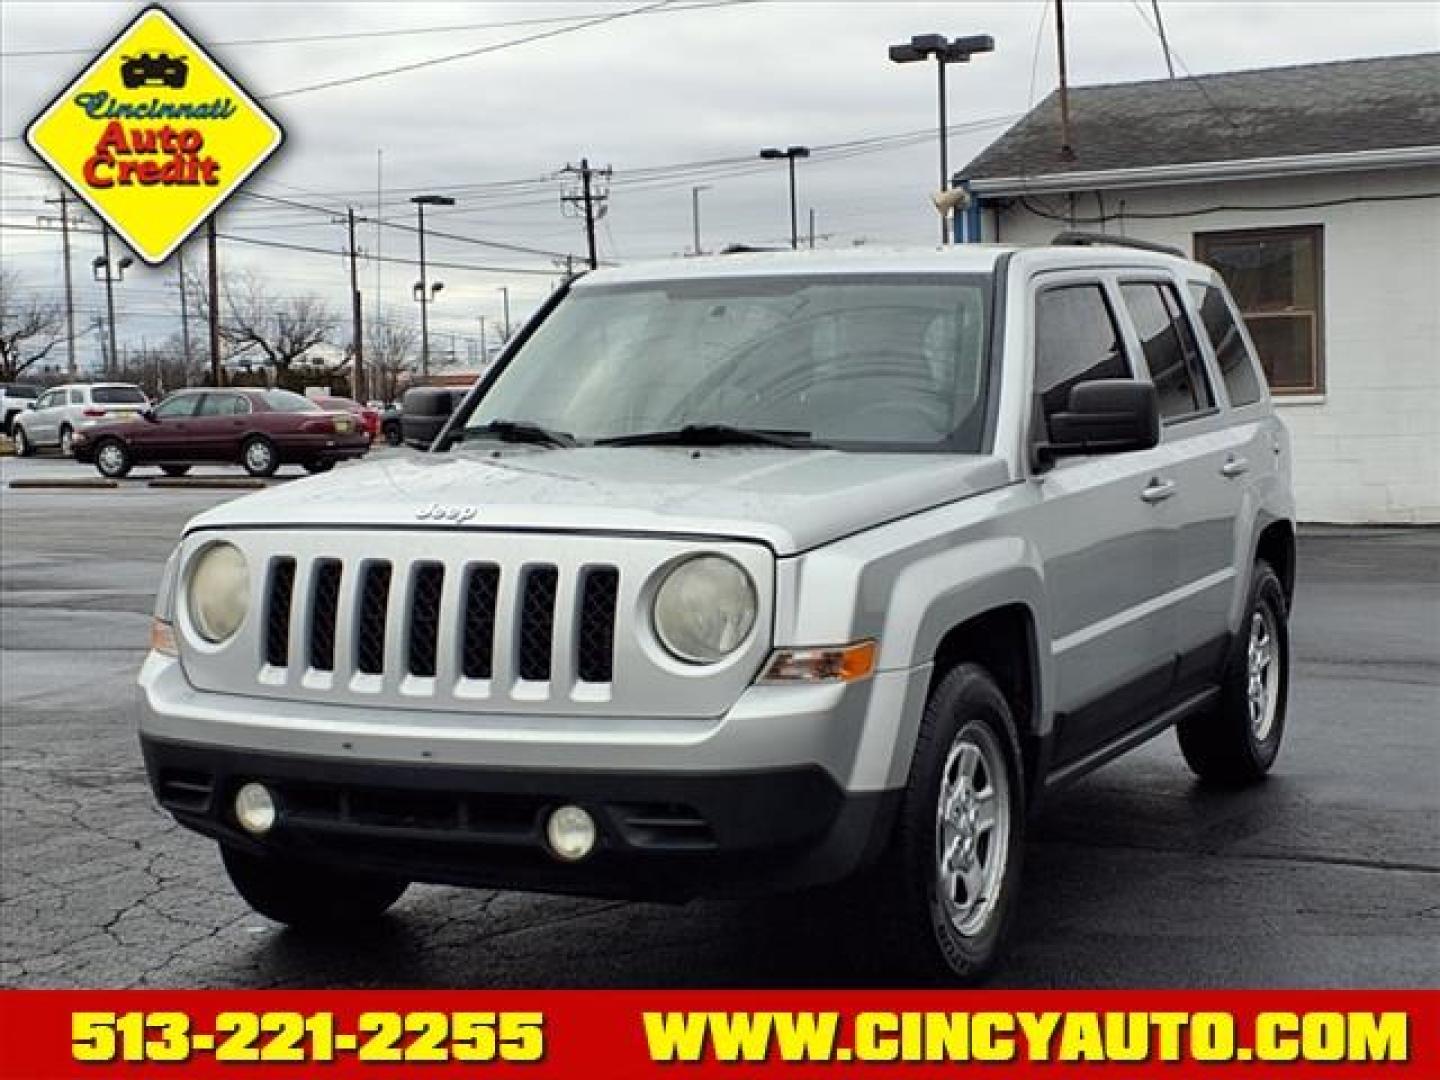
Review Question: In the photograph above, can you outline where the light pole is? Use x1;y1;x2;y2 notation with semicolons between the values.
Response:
758;146;810;250
691;184;710;255
497;286;511;341
91;229;133;375
888;33;994;243
411;194;455;375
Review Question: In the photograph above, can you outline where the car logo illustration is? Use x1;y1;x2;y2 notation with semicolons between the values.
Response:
120;52;189;89
415;503;478;523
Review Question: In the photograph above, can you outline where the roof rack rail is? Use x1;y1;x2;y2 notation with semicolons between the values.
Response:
1051;231;1186;259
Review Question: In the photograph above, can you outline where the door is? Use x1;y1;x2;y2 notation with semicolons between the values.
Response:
137;392;203;462
1117;279;1241;696
1025;276;1182;767
26;388;67;445
189;392;251;460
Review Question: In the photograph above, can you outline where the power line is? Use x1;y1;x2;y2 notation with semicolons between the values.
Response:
1126;1;1241;129
263;0;684;100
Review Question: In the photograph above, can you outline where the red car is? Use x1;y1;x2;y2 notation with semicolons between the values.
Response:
313;395;380;440
72;388;370;479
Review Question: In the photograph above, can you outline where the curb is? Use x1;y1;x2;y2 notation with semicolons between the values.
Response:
8;478;119;490
148;478;269;490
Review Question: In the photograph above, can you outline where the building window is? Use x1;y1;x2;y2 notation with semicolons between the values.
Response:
1194;225;1323;394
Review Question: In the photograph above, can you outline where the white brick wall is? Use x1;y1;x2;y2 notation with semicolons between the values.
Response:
984;167;1440;523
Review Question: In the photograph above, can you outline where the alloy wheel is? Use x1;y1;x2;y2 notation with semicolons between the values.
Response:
1247;607;1280;741
934;725;1011;938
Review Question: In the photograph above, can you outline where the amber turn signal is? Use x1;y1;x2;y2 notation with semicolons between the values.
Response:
150;618;178;657
759;640;877;684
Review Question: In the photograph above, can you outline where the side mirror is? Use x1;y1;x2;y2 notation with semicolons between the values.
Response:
1039;379;1160;464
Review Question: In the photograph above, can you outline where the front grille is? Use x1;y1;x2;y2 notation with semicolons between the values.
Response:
263;555;618;697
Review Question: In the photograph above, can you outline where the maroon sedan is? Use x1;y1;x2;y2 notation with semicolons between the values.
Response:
72;388;370;478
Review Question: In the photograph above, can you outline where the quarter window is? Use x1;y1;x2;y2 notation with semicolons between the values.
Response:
1120;282;1214;421
1189;283;1263;407
1034;284;1129;428
1195;225;1323;393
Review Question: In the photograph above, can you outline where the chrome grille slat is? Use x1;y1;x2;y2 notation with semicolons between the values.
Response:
286;559;317;674
380;563;408;691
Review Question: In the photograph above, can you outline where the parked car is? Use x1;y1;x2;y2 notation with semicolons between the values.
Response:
139;240;1295;982
399;386;466;449
72;387;369;478
11;382;149;457
312;395;380;440
0;383;40;436
380;404;403;446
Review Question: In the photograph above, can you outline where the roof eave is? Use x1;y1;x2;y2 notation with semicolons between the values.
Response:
963;145;1440;196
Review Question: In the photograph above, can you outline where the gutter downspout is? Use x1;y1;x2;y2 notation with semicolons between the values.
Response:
953;180;982;243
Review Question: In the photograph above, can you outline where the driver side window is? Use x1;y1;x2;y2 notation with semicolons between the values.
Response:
154;394;199;419
1034;284;1130;434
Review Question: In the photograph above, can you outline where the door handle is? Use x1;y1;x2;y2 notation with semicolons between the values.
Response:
1221;455;1250;478
1140;478;1177;504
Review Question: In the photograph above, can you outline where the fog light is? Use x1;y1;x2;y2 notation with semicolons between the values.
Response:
545;805;596;862
234;782;277;836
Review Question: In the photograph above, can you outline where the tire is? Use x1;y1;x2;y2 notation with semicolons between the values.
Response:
12;426;34;457
303;459;335;474
384;423;402;447
1177;560;1289;785
59;425;74;457
221;846;408;930
241;436;279;478
160;464;192;477
94;438;133;479
871;663;1026;983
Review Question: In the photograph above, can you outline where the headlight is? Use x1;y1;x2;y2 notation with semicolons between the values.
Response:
187;542;250;643
652;555;757;664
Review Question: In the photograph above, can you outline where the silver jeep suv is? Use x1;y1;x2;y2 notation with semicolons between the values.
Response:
140;238;1295;981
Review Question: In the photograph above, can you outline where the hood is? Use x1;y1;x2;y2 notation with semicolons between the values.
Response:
186;446;1012;555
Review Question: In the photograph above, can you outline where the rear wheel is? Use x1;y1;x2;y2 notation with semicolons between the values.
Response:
1178;560;1289;785
59;425;74;457
221;846;408;930
94;438;133;479
870;663;1025;983
12;426;34;457
159;464;192;477
241;436;279;477
303;459;335;474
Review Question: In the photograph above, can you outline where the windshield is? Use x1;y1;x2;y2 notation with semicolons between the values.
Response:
91;385;147;404
462;274;994;451
261;390;320;412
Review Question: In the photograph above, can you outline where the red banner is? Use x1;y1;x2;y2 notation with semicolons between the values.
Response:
0;991;1434;1080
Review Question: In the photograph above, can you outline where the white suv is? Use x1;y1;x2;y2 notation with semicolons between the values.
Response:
12;382;149;457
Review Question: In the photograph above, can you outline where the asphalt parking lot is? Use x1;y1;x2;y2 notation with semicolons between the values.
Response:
2;450;1436;988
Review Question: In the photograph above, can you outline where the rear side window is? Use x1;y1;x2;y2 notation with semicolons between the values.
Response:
1120;282;1214;421
1034;285;1129;424
197;393;246;416
91;385;148;405
1189;283;1263;406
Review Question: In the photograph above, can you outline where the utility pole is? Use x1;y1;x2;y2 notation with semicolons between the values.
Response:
344;207;366;401
1055;0;1075;159
1150;0;1176;79
808;208;816;249
176;245;193;375
206;216;222;386
478;316;488;365
560;158;611;270
40;190;78;375
497;286;511;341
98;228;120;375
691;184;710;255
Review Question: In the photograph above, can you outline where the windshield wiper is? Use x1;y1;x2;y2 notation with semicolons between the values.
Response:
463;419;577;448
596;424;820;448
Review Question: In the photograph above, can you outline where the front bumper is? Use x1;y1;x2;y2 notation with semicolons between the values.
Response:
141;736;899;900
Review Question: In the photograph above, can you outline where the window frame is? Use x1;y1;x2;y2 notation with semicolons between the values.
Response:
1194;224;1325;396
1115;276;1220;427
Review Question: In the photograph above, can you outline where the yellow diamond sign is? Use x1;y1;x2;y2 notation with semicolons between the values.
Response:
26;4;283;265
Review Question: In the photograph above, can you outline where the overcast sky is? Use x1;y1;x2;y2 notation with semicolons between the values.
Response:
2;0;1436;373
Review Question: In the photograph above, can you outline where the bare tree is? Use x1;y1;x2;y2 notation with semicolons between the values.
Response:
367;317;417;405
0;268;64;381
187;270;336;384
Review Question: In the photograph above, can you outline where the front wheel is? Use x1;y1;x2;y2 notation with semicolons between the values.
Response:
1177;560;1289;785
12;426;35;457
221;846;408;930
94;438;133;478
872;663;1025;983
241;436;279;478
59;426;74;457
